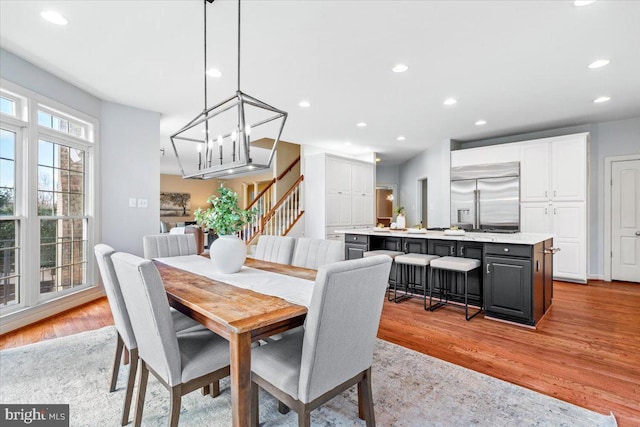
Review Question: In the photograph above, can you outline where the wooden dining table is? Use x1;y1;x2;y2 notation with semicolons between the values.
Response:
154;256;317;427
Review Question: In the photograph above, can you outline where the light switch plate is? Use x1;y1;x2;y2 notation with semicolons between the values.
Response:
129;198;137;208
138;198;148;208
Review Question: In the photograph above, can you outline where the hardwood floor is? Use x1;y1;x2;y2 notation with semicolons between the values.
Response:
1;280;638;426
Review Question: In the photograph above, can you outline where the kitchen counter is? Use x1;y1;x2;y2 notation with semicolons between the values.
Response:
335;229;553;245
338;229;555;327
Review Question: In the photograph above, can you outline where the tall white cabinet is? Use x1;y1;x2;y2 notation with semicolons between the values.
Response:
520;133;589;283
304;154;375;240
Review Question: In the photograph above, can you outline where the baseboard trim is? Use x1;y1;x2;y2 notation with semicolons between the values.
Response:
0;286;106;335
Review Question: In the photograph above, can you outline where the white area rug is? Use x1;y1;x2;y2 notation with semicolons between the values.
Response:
0;327;616;426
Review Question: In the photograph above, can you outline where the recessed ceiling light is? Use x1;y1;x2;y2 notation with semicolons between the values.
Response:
443;98;457;106
206;68;222;78
392;64;409;73
593;96;611;103
574;0;596;6
298;100;311;108
588;59;610;69
357;122;367;127
375;158;381;162
41;10;68;25
475;120;487;126
397;136;406;141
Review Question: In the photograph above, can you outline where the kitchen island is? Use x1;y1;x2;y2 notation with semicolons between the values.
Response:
336;229;556;327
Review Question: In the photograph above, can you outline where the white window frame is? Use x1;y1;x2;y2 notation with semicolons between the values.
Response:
0;79;99;318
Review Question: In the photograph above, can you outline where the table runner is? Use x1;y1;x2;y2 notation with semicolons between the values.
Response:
155;255;314;307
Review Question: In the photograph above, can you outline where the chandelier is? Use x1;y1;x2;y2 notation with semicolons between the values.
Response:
170;0;287;179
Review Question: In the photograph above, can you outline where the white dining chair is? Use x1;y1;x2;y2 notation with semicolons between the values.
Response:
253;235;296;265
250;255;392;427
111;252;231;427
143;234;198;259
291;238;344;269
94;244;208;426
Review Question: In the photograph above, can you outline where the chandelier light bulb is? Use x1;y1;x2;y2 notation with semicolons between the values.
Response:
208;139;214;149
231;129;237;142
197;143;203;153
217;135;223;146
245;124;251;136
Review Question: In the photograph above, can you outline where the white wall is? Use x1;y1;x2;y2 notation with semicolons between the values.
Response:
100;102;160;256
398;139;451;228
0;48;101;118
376;164;400;187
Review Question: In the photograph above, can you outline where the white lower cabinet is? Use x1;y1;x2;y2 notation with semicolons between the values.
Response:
521;201;586;282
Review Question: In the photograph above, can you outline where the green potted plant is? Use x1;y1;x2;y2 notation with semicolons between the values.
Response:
393;206;406;229
194;184;256;273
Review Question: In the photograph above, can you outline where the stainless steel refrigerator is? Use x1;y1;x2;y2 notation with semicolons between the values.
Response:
450;162;520;232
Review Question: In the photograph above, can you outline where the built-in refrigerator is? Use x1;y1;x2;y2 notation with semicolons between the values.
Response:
450;162;520;232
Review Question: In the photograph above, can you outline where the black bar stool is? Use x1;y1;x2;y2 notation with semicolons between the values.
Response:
427;256;482;321
392;253;439;303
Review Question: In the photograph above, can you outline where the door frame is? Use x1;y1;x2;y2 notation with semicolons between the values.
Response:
604;153;640;282
417;177;428;228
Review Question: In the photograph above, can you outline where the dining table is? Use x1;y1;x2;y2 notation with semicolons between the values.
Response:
153;255;317;427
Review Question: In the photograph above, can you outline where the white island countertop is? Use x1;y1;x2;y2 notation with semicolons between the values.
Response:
335;229;554;245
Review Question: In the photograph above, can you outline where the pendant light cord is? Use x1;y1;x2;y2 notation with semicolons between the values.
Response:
237;0;241;92
203;0;208;111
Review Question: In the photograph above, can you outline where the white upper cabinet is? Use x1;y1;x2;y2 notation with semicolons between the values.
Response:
351;163;374;196
451;143;521;167
551;137;586;201
326;156;351;195
520;143;550;202
520;134;587;203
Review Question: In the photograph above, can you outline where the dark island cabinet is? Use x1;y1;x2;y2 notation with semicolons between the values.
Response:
344;234;368;260
484;256;532;324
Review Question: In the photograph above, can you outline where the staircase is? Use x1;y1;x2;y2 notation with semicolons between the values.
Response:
238;156;304;245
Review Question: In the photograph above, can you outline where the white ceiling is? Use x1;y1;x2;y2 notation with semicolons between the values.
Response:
1;0;639;168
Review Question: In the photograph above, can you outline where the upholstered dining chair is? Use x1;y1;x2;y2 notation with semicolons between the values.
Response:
94;244;208;426
291;238;344;269
250;255;392;427
143;233;198;259
111;252;231;427
253;235;296;265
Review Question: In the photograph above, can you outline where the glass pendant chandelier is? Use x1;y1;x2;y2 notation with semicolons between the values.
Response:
170;0;287;179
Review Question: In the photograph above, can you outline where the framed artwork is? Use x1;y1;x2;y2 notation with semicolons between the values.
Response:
160;192;191;217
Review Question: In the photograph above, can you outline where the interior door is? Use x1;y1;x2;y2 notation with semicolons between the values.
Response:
612;159;640;282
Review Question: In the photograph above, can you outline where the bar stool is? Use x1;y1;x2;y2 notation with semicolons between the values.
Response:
364;250;404;299
428;256;482;321
392;253;439;303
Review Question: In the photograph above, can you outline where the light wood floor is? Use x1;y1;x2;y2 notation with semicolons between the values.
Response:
1;280;638;426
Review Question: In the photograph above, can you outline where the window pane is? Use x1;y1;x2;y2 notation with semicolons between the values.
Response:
0;275;18;307
0;188;14;216
69;149;84;172
0;248;17;276
38;111;53;128
0;159;15;188
0;219;19;307
0;219;16;247
38;140;54;167
38;166;54;191
69;171;83;193
0;129;16;159
69;194;84;216
39;218;87;296
0;97;15;116
37;110;90;142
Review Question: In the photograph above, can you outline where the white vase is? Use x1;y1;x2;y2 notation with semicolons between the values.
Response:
396;214;406;229
209;235;247;274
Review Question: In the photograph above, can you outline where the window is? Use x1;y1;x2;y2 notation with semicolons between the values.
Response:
0;79;97;315
0;129;19;307
38;141;87;297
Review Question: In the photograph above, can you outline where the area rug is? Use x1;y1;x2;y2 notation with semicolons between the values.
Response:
0;327;616;426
